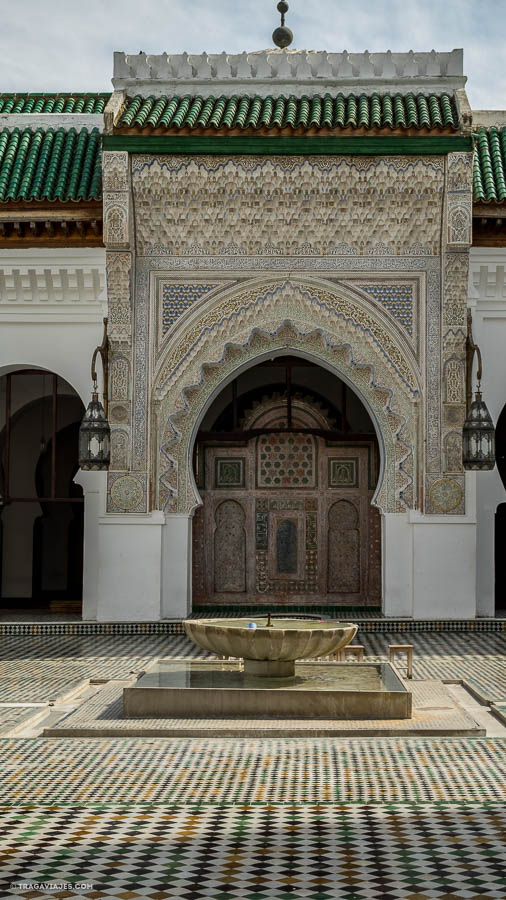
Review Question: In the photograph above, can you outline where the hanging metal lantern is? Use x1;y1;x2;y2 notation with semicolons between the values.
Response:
79;317;110;471
463;389;496;471
464;313;496;471
79;388;110;470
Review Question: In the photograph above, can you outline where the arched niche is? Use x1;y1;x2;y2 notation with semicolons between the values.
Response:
153;279;421;515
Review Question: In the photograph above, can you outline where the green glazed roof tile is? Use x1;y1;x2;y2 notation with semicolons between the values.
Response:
473;127;506;203
0;126;102;202
117;91;460;133
0;93;110;114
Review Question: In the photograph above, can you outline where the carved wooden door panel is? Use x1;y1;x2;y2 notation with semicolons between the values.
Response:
192;401;381;607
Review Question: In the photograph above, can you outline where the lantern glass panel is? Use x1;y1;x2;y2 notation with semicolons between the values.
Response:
463;393;495;471
79;394;111;471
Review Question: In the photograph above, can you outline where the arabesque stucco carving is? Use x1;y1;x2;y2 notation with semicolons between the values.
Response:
152;279;421;515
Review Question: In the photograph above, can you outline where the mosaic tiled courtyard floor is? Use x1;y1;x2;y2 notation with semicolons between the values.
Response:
0;630;504;898
1;631;505;703
43;678;483;738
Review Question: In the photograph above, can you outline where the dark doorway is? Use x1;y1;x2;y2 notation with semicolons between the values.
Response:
495;504;506;612
0;370;84;614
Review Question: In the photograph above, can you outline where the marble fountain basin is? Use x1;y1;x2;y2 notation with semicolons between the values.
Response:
122;618;412;722
184;617;358;677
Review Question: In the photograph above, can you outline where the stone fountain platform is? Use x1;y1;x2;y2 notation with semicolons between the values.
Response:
43;668;484;738
123;660;412;719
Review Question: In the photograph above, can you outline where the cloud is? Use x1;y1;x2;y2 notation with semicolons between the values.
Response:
0;0;503;108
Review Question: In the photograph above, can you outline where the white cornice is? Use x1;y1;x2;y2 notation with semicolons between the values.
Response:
112;49;466;98
0;248;106;307
472;110;506;128
468;247;506;308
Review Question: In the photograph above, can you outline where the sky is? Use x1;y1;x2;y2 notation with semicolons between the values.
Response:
0;0;504;109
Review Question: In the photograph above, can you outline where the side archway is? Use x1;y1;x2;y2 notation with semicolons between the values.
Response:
153;279;421;515
0;367;85;611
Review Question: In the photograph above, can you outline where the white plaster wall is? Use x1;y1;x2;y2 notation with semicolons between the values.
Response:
468;247;506;614
74;471;107;620
383;477;477;618
95;513;165;621
1;248;107;610
0;248;107;404
161;514;192;619
382;513;414;617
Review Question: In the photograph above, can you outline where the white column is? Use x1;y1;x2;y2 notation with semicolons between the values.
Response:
382;512;414;617
96;512;165;621
161;513;193;619
74;470;107;620
476;469;503;615
382;477;478;619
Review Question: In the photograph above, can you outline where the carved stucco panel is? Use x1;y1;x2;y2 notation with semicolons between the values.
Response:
444;253;469;328
152;281;420;516
104;193;130;249
106;252;132;346
102;151;129;192
132;155;445;258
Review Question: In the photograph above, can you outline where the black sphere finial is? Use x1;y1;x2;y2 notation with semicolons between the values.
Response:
272;0;293;49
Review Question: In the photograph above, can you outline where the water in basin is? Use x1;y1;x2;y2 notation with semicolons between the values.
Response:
135;660;389;692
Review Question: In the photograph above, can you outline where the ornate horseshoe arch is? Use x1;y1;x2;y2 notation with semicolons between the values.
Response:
152;279;422;515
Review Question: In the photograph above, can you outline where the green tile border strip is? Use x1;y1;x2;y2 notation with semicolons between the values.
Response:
103;135;473;155
0;618;504;635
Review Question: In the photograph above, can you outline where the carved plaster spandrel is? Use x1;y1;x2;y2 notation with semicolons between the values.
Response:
107;472;147;513
443;431;463;474
106;252;132;347
447;202;472;247
446;152;473;250
102;151;129;192
447;152;473;193
426;474;465;515
110;354;131;402
443;357;465;405
443;253;469;329
102;151;130;250
104;193;130;249
110;429;130;471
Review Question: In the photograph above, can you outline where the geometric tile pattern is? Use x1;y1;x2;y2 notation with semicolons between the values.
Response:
258;434;315;487
162;283;218;332
44;679;482;739
1;631;506;899
358;632;506;702
2;803;506;898
0;706;45;737
1;737;505;806
1;617;505;633
1;632;505;704
359;283;414;333
0;634;195;703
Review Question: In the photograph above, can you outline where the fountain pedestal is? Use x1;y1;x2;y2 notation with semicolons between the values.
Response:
123;618;412;721
123;659;412;719
244;658;295;677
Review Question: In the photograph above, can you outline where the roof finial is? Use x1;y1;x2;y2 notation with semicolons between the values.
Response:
272;1;293;49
